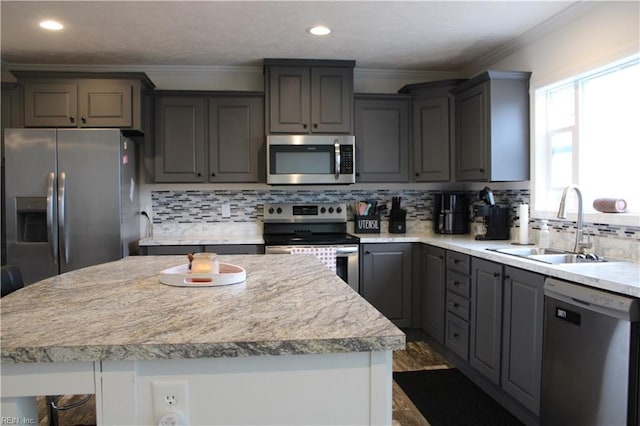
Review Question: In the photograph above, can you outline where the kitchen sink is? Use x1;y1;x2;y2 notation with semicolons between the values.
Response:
491;247;566;257
488;247;628;264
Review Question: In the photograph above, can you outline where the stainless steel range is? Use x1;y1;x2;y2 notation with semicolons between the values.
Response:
263;203;360;292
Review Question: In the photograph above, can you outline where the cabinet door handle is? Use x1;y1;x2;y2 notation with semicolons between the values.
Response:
303;123;308;129
453;281;460;286
453;333;459;338
365;251;371;254
480;168;485;173
493;272;501;278
415;172;420;177
313;123;318;129
453;259;460;264
197;172;202;177
81;116;87;124
69;116;75;123
504;275;510;280
211;172;216;177
453;303;460;308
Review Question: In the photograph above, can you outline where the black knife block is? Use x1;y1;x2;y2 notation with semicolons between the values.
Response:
389;210;406;234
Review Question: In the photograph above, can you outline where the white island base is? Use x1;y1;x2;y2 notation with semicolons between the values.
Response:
2;350;393;425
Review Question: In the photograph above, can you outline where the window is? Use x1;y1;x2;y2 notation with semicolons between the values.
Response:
533;54;640;226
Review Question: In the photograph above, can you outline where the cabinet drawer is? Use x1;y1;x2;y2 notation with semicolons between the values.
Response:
446;251;470;275
445;314;469;361
446;291;470;321
447;270;471;298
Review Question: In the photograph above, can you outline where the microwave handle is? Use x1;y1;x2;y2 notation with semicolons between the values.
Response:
334;140;341;179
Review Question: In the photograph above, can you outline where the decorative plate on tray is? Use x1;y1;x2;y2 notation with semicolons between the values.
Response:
159;262;246;287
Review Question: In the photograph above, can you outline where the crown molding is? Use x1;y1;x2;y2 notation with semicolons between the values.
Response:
465;1;599;76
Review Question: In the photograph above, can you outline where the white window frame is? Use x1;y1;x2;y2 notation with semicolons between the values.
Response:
532;54;640;227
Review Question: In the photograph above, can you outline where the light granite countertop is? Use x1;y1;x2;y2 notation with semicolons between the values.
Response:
141;231;640;298
0;255;405;364
359;232;640;298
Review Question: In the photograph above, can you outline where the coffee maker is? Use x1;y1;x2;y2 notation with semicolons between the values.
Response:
434;192;469;234
473;187;510;240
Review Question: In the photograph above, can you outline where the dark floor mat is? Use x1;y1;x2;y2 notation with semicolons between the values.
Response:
394;369;524;426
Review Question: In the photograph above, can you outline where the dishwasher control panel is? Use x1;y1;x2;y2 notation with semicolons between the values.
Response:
544;277;640;321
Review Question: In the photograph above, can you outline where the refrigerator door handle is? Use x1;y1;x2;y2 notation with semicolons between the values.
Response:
46;172;58;265
58;171;68;264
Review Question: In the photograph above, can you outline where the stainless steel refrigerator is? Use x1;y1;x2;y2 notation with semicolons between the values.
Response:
4;128;139;285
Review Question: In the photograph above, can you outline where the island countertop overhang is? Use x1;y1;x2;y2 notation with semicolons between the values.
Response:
1;255;405;364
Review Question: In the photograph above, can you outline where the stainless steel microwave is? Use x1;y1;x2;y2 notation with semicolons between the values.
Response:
267;135;355;185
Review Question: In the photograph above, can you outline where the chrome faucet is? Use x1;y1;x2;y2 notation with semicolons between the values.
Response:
557;185;592;253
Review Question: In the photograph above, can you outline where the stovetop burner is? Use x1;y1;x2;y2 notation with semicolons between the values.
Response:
263;202;359;246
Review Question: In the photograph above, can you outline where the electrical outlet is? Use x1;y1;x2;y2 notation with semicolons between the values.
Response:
152;381;189;424
221;203;231;218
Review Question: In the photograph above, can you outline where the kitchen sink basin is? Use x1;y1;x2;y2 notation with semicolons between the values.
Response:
488;247;628;264
491;247;566;257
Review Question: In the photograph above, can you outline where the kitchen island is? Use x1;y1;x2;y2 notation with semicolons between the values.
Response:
1;255;405;425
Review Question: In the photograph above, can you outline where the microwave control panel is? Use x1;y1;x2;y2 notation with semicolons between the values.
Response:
340;145;354;174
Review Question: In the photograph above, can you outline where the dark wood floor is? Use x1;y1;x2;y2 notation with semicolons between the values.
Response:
37;340;448;426
392;340;453;425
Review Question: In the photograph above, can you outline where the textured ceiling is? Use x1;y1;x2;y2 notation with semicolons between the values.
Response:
1;1;577;72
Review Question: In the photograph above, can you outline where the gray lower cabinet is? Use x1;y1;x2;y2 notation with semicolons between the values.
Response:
444;251;471;360
354;94;410;182
143;245;264;255
470;257;503;386
154;93;264;183
452;71;531;182
360;243;412;327
421;244;446;343
501;266;544;414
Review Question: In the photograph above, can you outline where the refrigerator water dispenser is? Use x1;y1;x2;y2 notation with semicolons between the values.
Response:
16;197;47;242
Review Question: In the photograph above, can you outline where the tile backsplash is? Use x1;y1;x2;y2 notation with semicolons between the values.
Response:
151;188;639;261
151;188;530;224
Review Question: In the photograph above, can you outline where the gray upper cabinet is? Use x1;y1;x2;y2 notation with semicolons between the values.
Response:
265;59;355;134
502;266;544;415
399;79;464;182
354;94;410;182
155;96;207;183
16;72;153;133
452;71;531;182
208;96;264;182
155;92;265;183
470;257;503;386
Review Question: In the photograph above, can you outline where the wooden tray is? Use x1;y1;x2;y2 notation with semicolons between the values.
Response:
159;262;246;287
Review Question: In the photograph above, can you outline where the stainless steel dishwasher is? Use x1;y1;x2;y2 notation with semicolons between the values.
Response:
541;278;640;425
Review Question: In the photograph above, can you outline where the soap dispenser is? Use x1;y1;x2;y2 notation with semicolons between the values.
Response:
539;220;550;249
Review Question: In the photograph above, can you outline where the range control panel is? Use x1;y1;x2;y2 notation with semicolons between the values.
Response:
264;203;347;223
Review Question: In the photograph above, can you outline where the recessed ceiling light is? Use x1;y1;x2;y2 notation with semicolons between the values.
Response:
308;26;331;36
39;20;64;31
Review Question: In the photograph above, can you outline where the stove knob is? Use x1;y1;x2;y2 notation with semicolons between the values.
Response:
276;207;283;214
336;206;342;214
268;207;275;214
320;207;326;214
328;207;334;213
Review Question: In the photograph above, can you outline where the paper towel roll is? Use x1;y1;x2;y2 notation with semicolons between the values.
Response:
519;204;529;244
593;198;627;213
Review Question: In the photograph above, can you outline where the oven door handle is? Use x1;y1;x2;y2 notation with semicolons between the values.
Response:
336;246;358;255
334;140;341;180
265;247;293;255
